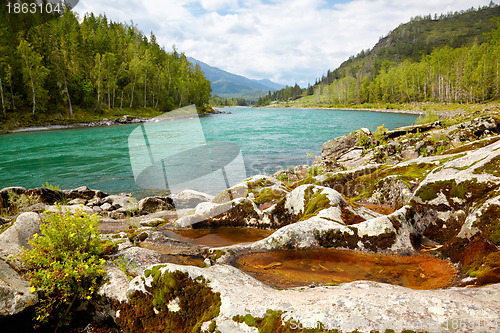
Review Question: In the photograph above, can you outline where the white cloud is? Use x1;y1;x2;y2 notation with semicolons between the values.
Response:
74;0;499;86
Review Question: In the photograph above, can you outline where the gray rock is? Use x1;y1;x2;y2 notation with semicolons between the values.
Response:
322;128;376;161
68;198;87;205
45;204;95;215
368;175;412;209
385;122;438;139
410;139;500;245
100;203;113;211
64;186;108;200
0;213;41;259
102;195;138;213
401;148;419;160
171;189;214;209
99;247;161;304
0;259;37;317
138;197;174;214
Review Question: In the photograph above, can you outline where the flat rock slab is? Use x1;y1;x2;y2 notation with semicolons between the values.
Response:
132;264;500;333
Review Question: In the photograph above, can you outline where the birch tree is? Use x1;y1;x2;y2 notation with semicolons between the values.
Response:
18;39;48;115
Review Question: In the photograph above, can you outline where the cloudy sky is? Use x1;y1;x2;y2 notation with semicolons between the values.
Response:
74;0;498;86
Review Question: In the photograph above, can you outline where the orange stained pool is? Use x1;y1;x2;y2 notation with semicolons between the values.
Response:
234;249;456;290
171;227;275;247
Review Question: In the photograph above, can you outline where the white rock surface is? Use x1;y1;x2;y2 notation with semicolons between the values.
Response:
0;212;41;259
128;263;500;333
0;259;37;317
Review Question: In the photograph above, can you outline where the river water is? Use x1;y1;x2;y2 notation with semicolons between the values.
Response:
0;107;417;197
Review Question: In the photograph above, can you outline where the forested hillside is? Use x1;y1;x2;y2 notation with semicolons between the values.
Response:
257;4;500;106
0;2;211;124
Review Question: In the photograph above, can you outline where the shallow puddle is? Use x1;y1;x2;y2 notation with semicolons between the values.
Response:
234;249;456;289
171;227;275;247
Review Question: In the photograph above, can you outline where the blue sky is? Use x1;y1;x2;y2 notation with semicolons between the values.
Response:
74;0;499;87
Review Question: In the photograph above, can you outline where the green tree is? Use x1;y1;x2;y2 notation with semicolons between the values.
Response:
17;39;48;115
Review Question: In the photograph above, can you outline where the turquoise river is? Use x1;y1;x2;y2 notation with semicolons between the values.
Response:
0;108;418;198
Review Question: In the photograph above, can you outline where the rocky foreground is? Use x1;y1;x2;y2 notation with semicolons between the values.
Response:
0;109;499;332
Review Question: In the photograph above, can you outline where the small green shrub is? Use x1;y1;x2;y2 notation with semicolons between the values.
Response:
114;256;138;281
357;131;370;147
20;207;107;329
42;182;61;191
374;124;388;144
6;191;40;215
307;166;324;178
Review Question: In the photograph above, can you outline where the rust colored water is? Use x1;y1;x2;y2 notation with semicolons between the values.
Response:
234;249;456;290
171;227;275;247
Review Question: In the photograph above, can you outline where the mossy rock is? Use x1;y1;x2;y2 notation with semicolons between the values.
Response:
415;178;497;208
473;203;500;245
115;268;221;332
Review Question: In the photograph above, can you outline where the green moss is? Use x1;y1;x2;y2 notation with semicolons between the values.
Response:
308;166;325;178
473;155;500;177
253;188;285;205
474;204;500;245
137;232;149;242
208;250;227;264
416;178;497;206
299;188;331;221
208;320;217;332
116;268;221;333
357;131;371;148
232;310;342;333
348;163;435;201
291;176;317;189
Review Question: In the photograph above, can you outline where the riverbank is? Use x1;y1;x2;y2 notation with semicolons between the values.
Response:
264;100;500;118
3;106;228;134
263;104;425;115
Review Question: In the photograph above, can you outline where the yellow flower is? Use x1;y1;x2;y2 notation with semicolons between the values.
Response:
33;233;38;239
30;286;36;293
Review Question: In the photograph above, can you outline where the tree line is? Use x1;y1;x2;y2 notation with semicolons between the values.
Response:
0;3;211;119
314;25;500;105
258;4;500;106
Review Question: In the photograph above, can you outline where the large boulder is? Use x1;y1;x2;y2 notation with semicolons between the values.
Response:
409;139;500;246
25;187;64;205
138;196;174;214
0;212;41;260
170;189;214;209
63;186;108;200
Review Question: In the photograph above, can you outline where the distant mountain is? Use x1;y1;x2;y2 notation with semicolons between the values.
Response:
186;57;285;100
